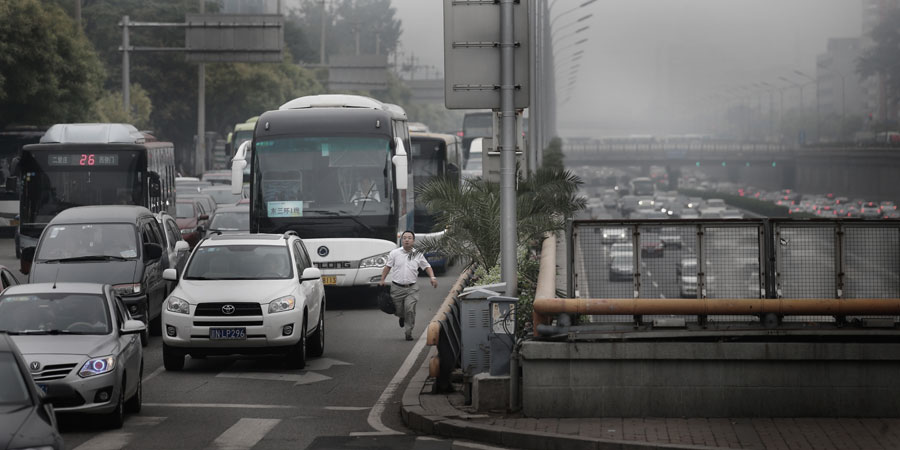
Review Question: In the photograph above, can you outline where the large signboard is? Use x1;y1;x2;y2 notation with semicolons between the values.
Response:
443;0;530;109
185;14;283;63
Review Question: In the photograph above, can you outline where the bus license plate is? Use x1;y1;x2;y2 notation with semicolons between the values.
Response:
209;328;246;340
322;275;337;285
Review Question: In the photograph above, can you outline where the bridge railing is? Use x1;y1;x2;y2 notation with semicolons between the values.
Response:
533;218;900;334
425;267;473;393
562;142;787;154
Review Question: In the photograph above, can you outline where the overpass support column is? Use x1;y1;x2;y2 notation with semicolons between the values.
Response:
781;161;796;190
666;165;681;190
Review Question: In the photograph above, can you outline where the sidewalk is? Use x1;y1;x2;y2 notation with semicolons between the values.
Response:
401;348;900;450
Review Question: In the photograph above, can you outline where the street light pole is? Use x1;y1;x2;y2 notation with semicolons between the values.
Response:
794;70;819;142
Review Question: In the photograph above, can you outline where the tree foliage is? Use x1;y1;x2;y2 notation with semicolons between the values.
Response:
858;8;900;108
290;0;401;63
0;0;104;128
542;137;565;172
92;84;153;129
416;167;586;270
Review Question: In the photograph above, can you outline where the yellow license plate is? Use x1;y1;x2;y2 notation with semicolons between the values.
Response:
322;275;337;285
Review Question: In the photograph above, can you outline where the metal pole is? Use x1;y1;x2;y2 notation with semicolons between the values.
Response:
320;0;327;65
196;0;206;176
528;0;537;173
500;0;517;296
75;0;81;30
122;16;130;116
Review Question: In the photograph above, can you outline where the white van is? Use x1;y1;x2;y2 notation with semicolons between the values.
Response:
462;137;483;180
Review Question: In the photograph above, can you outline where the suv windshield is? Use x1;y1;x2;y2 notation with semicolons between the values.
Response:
185;245;292;280
36;223;137;261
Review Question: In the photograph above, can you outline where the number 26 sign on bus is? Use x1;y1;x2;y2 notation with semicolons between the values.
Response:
48;154;119;166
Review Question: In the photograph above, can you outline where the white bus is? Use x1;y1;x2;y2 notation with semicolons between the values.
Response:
231;95;412;297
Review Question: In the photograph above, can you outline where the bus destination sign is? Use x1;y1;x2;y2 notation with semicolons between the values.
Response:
48;154;119;167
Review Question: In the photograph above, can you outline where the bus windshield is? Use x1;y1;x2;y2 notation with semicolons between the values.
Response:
630;178;655;197
254;136;393;218
20;150;144;225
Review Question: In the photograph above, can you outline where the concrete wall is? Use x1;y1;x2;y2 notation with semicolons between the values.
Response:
520;340;900;417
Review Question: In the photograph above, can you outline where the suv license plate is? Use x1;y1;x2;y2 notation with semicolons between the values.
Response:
209;328;247;340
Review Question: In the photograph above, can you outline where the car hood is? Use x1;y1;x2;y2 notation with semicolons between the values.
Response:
30;260;138;286
13;334;118;358
174;279;294;303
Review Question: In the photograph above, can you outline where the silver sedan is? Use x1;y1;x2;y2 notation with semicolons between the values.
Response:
0;283;145;429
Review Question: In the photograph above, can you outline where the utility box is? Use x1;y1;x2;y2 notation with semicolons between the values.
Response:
488;296;517;376
458;283;505;376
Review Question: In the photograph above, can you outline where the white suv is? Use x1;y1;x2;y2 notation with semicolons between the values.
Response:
161;232;325;370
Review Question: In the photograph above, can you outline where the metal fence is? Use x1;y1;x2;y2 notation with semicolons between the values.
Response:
569;219;900;326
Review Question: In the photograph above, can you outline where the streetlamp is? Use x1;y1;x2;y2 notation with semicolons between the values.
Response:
550;0;597;29
793;69;819;141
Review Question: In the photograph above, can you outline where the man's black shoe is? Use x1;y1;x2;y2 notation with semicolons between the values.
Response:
405;334;413;341
399;317;404;328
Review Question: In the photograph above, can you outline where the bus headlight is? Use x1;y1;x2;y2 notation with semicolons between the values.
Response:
360;252;389;268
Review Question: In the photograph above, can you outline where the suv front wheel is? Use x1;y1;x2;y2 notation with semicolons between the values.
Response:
286;314;307;369
163;344;184;371
307;303;325;357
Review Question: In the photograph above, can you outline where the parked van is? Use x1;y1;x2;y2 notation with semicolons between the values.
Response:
23;206;169;346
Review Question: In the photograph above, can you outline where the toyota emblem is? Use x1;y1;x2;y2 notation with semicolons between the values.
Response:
317;246;329;257
30;361;41;372
222;304;235;315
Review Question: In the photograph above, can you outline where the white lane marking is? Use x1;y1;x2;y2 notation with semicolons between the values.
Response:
73;432;131;450
349;330;428;436
210;418;281;450
216;371;332;385
143;403;295;409
452;440;513;450
304;357;353;371
128;416;167;426
659;294;667;299
143;365;164;383
324;406;370;411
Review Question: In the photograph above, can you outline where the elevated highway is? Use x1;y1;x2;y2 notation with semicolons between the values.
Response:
563;142;900;200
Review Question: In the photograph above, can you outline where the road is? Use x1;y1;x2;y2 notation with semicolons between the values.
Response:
0;239;495;450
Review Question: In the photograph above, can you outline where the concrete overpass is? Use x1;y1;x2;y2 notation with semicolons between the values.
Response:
563;143;900;200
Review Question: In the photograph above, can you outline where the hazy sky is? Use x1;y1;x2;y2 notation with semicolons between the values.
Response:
390;0;862;138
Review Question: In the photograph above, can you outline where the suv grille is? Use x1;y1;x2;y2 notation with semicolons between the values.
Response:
195;303;262;317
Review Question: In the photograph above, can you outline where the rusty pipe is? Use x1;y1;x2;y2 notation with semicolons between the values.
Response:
427;266;473;346
534;297;900;317
532;233;558;336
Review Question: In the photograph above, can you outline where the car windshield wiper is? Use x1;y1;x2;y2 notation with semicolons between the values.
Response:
18;329;78;335
304;209;340;216
43;255;129;263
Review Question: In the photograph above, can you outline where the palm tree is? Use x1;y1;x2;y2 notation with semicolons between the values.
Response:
416;167;586;271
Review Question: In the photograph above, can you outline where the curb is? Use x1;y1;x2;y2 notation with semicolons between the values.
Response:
401;348;727;450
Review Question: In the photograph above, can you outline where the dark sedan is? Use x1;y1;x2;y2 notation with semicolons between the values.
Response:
176;198;210;249
0;332;63;450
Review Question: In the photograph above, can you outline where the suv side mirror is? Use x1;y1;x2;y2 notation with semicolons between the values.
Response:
143;243;163;261
300;267;322;282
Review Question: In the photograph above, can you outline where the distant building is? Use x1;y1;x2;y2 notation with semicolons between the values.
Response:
816;38;865;119
860;0;900;123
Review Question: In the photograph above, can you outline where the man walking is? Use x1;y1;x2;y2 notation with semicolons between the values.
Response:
379;231;438;340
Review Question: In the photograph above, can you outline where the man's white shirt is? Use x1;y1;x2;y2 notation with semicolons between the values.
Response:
386;247;430;285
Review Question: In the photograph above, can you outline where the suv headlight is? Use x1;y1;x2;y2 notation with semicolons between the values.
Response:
112;283;142;296
268;296;295;314
166;296;190;315
79;356;116;378
360;251;389;268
